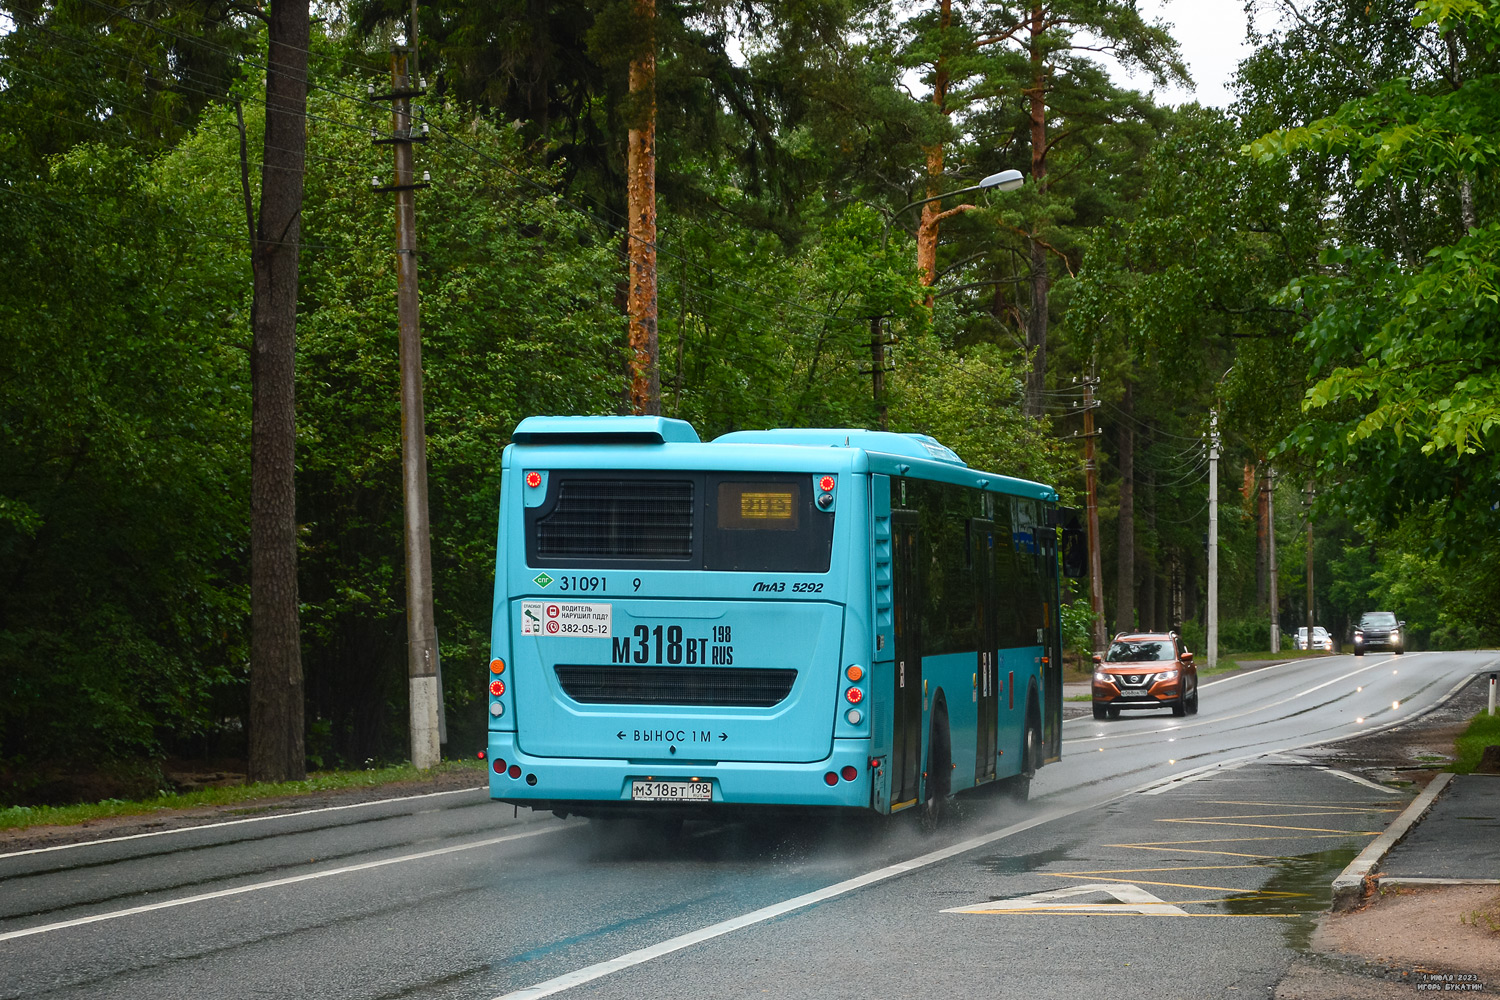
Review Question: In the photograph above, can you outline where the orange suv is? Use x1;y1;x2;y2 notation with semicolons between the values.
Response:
1092;632;1199;720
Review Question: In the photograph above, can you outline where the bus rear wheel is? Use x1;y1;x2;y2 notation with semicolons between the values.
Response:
1007;715;1041;804
919;701;951;833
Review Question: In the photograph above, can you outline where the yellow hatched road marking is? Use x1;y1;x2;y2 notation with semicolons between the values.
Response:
954;910;1298;918
1106;846;1280;859
1200;800;1404;810
1057;866;1260;874
1166;810;1392;820
1155;819;1381;834
1107;835;1370;846
1039;873;1311;895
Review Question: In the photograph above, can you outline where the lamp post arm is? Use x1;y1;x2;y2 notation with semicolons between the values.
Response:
882;182;986;249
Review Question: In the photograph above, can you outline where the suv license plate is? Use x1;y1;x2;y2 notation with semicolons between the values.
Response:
631;780;712;802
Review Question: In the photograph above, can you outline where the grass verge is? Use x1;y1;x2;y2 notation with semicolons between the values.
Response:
1451;711;1500;774
0;759;486;833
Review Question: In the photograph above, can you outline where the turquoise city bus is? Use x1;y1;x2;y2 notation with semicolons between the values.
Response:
485;416;1071;823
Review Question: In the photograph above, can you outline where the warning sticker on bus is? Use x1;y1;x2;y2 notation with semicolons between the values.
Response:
520;601;613;637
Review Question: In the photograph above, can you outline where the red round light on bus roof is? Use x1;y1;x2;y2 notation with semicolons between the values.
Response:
508;764;521;779
525;471;542;488
490;679;505;697
845;686;864;705
841;765;858;782
490;658;505;674
819;475;835;492
824;771;839;786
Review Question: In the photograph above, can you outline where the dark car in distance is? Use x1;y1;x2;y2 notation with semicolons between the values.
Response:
1352;612;1404;655
1091;632;1199;720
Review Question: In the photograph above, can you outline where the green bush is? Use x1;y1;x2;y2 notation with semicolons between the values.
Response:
1061;598;1097;658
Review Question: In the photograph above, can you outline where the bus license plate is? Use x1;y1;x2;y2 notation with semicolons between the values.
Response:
631;780;712;802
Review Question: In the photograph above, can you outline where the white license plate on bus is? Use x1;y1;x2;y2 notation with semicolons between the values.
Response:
631;780;712;802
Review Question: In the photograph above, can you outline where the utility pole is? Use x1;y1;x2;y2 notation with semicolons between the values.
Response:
1306;477;1315;653
1207;410;1220;669
373;48;441;770
1267;465;1279;653
1082;377;1106;653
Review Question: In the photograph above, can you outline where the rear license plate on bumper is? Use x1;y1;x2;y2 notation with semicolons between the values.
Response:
631;780;712;802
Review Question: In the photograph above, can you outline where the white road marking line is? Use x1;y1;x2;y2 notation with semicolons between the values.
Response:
0;825;559;944
945;883;1190;916
1315;767;1402;794
0;786;489;860
491;804;1077;1000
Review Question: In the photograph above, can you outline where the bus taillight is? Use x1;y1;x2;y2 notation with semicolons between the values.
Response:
508;765;521;779
841;765;858;782
492;758;506;774
845;686;864;704
823;772;839;786
818;475;835;492
525;471;542;488
490;680;505;696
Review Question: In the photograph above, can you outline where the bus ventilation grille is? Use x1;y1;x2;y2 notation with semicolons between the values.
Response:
534;479;694;558
554;666;797;707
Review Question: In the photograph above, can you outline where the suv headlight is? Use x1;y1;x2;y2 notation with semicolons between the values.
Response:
1154;669;1179;682
1094;671;1109;683
1354;630;1365;639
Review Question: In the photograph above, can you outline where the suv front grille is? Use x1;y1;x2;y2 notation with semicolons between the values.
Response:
555;665;797;707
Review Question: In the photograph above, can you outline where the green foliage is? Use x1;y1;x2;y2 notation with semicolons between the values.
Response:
1244;0;1500;640
1452;711;1500;774
1059;597;1096;658
0;138;250;764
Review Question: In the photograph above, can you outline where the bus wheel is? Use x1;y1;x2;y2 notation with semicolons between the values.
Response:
1007;716;1041;804
919;702;951;833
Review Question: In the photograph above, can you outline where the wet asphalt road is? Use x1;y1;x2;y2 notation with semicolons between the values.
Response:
1;650;1494;1000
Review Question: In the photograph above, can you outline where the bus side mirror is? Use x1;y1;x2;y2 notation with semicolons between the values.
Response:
1061;528;1086;578
1058;509;1086;578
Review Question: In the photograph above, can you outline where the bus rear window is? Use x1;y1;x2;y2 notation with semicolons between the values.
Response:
525;473;833;572
533;478;694;560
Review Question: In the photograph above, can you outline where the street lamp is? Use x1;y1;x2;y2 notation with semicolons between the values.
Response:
882;169;1026;246
869;168;1025;431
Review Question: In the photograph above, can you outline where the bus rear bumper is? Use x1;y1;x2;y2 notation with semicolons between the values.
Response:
485;732;874;811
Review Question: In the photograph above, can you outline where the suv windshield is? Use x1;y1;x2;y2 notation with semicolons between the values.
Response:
1360;612;1398;628
1105;639;1175;662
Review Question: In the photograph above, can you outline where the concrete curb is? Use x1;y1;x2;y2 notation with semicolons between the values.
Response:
1331;771;1454;912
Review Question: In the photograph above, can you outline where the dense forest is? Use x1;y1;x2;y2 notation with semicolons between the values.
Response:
1;0;1496;802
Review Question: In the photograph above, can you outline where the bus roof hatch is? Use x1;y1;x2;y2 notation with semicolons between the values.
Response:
511;415;701;446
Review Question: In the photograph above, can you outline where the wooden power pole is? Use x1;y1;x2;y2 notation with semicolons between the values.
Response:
1083;377;1105;653
626;0;659;415
374;49;441;769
